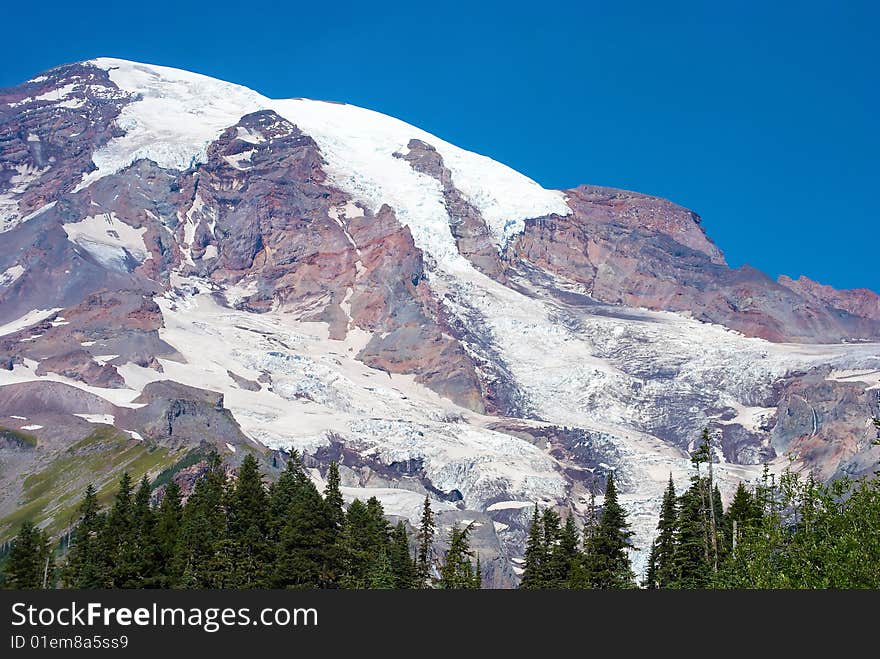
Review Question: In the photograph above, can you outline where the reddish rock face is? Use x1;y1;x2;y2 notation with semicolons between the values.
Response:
169;111;487;411
0;63;131;225
778;275;880;323
510;191;880;343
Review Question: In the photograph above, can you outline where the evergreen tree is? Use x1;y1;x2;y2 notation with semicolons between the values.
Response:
673;478;712;588
132;475;160;587
63;484;105;588
276;474;334;589
3;521;51;589
414;495;436;588
175;456;230;588
519;504;545;589
155;481;182;587
100;472;139;587
438;523;479;589
228;454;271;587
589;473;635;589
389;522;416;588
322;461;345;587
367;550;396;589
644;475;678;588
549;515;580;588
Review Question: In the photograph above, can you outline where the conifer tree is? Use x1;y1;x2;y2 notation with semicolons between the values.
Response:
438;523;478;589
645;475;678;588
389;522;416;588
4;520;51;589
673;478;712;588
549;515;580;588
175;455;229;588
228;454;271;587
63;484;105;588
519;504;545;589
276;473;333;589
155;481;182;587
101;472;139;587
589;473;635;589
415;495;436;588
132;475;160;587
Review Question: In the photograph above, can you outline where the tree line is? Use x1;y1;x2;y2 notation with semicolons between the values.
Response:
3;427;878;589
0;452;481;589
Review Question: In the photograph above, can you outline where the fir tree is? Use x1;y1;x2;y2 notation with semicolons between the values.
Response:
100;472;139;587
549;515;580;588
63;484;105;588
673;478;712;588
645;475;678;588
175;456;229;588
4;520;51;589
155;481;182;587
438;523;478;589
589;473;635;589
389;522;416;589
228;454;271;587
276;474;334;589
519;504;545;589
132;475;160;587
415;495;436;588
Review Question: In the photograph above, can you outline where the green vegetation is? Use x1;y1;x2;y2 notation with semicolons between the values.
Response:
0;428;183;541
2;452;480;589
0;426;38;448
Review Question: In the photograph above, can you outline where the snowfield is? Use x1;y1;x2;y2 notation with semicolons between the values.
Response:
80;58;570;269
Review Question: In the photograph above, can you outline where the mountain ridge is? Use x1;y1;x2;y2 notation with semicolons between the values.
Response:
1;58;878;584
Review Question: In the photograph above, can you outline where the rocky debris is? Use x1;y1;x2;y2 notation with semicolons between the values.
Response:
1;62;131;230
771;367;880;479
778;274;880;323
227;370;261;391
34;349;125;388
124;380;253;450
511;191;880;343
396;139;505;278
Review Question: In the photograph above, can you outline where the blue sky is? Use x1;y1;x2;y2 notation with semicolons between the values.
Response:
3;1;877;291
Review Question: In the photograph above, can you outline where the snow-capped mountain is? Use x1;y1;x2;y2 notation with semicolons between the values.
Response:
1;59;878;584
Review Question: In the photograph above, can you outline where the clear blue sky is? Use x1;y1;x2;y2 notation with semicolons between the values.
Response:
3;1;877;291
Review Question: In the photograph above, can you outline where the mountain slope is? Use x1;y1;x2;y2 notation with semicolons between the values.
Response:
1;59;878;583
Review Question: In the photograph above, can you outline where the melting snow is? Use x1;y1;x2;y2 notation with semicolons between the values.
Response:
0;265;25;288
74;413;116;425
62;212;150;272
20;424;43;430
0;308;63;337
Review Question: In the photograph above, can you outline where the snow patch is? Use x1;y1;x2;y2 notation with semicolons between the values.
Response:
20;424;43;431
74;413;115;425
0;308;63;337
63;213;150;272
0;265;25;288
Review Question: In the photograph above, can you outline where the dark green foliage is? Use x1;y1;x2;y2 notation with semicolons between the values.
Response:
415;495;435;588
227;454;271;587
132;475;161;587
3;520;51;589
175;456;229;588
389;522;417;589
101;472;140;588
519;505;544;589
644;475;678;589
586;473;635;589
62;484;105;588
276;468;334;589
673;477;712;588
438;523;479;589
155;481;182;587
